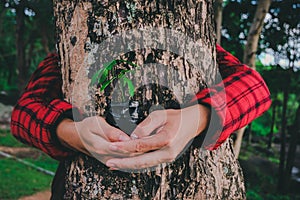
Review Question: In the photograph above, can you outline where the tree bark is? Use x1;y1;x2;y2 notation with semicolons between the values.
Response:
54;1;246;199
214;0;223;44
233;0;272;158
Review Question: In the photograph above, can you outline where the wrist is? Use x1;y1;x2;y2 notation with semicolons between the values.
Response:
197;104;211;133
185;104;211;135
56;119;88;155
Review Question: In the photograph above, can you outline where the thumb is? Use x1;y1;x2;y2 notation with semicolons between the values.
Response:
131;110;167;139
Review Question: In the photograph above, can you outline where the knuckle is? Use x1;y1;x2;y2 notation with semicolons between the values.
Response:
134;141;146;152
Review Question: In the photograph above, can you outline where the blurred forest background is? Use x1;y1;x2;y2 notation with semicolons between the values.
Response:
0;0;299;199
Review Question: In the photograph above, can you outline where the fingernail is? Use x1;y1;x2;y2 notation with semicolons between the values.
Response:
109;144;118;151
119;135;130;141
109;167;118;171
131;133;139;139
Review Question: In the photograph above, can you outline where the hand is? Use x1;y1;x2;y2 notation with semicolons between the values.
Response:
57;116;133;164
106;104;210;170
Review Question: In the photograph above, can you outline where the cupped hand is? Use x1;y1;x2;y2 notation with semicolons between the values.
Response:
57;116;135;164
106;104;210;170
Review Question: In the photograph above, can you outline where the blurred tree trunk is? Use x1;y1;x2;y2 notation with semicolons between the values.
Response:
268;104;276;149
243;0;272;68
233;0;272;158
214;0;223;44
15;0;27;91
54;1;246;199
268;100;279;149
284;103;300;193
278;70;290;193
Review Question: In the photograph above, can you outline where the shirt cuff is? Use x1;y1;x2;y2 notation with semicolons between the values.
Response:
194;86;227;150
47;99;83;160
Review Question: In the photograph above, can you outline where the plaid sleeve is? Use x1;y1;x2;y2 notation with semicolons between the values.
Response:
195;44;272;150
10;54;79;160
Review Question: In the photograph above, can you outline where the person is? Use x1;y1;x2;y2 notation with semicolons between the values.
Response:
10;44;271;193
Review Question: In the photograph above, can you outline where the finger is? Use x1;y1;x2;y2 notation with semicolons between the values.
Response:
92;117;131;142
109;128;171;153
131;110;167;139
85;136;139;160
108;142;144;156
106;148;174;170
105;127;131;142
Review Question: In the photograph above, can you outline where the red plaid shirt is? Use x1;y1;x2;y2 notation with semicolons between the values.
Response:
10;45;271;160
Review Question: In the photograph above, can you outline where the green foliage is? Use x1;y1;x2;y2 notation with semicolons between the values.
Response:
0;0;55;92
251;109;273;136
246;190;263;200
222;0;257;59
0;158;53;199
240;146;295;200
91;59;139;99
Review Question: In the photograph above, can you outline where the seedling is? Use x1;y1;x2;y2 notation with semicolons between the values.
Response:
90;59;141;134
90;59;139;98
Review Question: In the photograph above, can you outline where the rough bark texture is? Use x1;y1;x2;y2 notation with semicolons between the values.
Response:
54;0;246;199
234;0;272;158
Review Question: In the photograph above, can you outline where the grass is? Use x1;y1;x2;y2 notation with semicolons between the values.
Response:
239;142;298;200
0;129;58;199
0;129;26;147
24;155;58;173
0;158;54;199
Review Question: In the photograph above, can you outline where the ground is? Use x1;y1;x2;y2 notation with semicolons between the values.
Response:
0;124;299;199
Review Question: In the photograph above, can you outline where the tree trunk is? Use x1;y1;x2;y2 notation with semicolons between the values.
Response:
268;101;278;149
233;0;272;158
243;0;272;68
284;103;300;193
214;0;223;44
54;1;246;199
278;71;290;193
15;0;27;91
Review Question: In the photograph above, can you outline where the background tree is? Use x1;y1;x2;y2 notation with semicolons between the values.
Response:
53;0;245;198
0;0;54;93
262;0;300;193
233;0;272;158
214;0;223;44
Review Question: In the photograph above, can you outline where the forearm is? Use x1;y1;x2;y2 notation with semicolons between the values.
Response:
56;119;90;156
10;54;78;160
195;45;271;149
11;98;76;160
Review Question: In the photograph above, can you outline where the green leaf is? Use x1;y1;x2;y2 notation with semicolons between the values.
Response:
103;60;117;71
90;60;118;86
100;77;116;91
90;68;104;85
99;68;108;84
123;77;135;97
